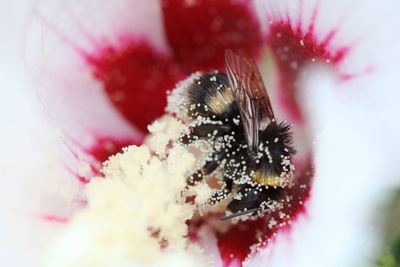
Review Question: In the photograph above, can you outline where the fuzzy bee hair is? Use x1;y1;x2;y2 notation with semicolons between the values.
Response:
168;50;295;220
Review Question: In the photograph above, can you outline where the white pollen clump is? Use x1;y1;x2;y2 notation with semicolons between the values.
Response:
188;182;214;205
147;119;165;133
146;132;170;157
45;115;212;267
166;72;202;118
146;116;185;157
167;145;196;178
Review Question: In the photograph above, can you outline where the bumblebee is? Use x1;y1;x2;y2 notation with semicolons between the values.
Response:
169;50;295;220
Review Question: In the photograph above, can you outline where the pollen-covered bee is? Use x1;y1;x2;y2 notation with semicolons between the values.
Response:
168;50;295;220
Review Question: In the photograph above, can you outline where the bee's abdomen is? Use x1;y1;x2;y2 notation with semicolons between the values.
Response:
186;72;235;118
251;121;296;188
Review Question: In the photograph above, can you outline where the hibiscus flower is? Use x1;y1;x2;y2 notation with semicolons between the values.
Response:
1;0;400;266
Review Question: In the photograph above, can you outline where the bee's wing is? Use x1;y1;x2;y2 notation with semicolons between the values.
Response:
225;50;275;154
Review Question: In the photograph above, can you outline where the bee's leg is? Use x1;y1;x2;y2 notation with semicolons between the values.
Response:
220;207;261;220
222;185;284;220
226;184;261;213
187;150;225;185
180;123;231;144
208;178;233;205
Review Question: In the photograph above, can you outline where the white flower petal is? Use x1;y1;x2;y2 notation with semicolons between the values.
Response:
24;0;169;153
1;3;81;265
247;0;400;266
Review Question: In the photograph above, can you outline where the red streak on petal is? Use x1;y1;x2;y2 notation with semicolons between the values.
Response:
38;214;69;224
76;175;90;184
34;11;88;58
268;21;350;123
86;40;184;133
162;0;263;72
65;165;91;185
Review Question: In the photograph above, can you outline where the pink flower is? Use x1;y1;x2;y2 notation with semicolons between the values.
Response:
1;0;400;266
